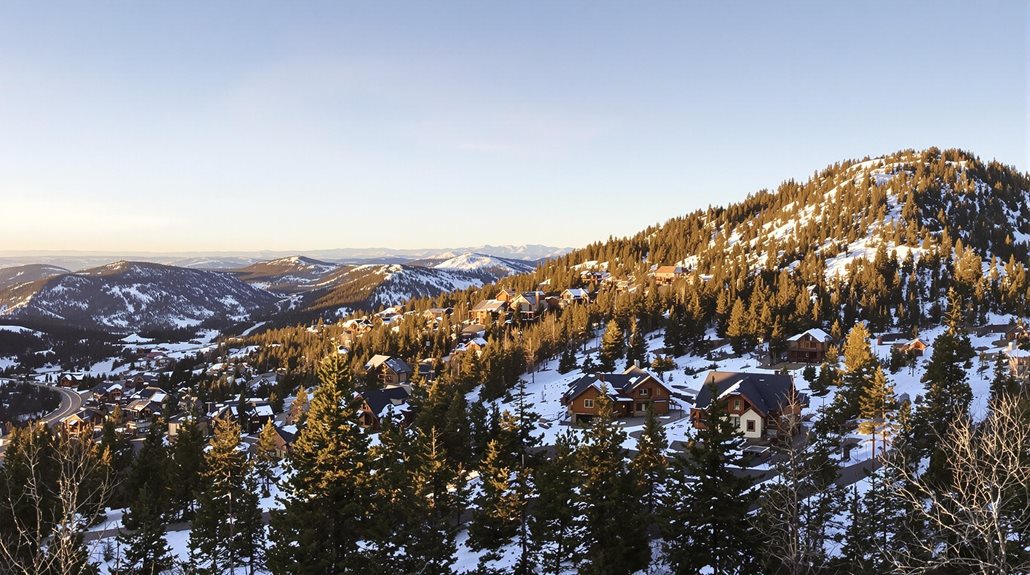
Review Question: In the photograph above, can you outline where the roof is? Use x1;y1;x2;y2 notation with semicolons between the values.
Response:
655;265;683;274
462;323;487;335
471;299;507;312
1006;346;1030;359
359;386;411;418
695;371;803;416
563;368;666;403
787;328;832;343
365;354;412;374
562;288;589;297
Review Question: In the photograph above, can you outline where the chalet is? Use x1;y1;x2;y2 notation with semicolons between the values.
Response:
60;408;104;434
1006;323;1028;344
876;333;909;346
423;307;453;323
471;299;508;325
692;371;806;440
250;424;295;459
510;291;548;321
90;381;124;404
494;288;518;303
560;288;589;307
168;414;210;439
1004;342;1030;381
59;373;85;388
654;265;685;285
356;386;412;430
894;338;928;357
456;337;488;355
364;355;413;386
461;324;488;342
561;366;674;424
786;328;832;363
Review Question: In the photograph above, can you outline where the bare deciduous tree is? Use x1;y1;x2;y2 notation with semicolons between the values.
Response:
887;394;1030;574
0;424;112;575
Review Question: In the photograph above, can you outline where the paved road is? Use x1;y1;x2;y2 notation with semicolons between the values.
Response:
39;383;84;427
0;378;84;458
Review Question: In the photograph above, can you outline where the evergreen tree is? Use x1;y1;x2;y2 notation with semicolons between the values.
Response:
598;319;625;372
625;320;648;370
117;483;174;575
577;388;650;574
468;439;522;557
915;297;974;487
530;431;582;575
168;418;206;520
557;346;578;374
188;415;262;574
857;366;896;461
664;381;754;574
631;402;667;515
268;355;371;575
726;297;754;354
253;419;280;497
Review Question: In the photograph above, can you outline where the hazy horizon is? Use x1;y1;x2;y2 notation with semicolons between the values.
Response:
2;0;1026;252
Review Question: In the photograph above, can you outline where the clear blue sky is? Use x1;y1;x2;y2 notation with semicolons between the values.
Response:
0;1;1025;252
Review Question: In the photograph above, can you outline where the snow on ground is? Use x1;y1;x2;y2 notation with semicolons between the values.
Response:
0;324;43;335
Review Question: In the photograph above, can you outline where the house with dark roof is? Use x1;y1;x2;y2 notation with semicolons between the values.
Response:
561;366;674;424
356;386;412;430
560;288;590;307
786;328;833;363
364;355;413;387
510;291;549;321
692;371;807;440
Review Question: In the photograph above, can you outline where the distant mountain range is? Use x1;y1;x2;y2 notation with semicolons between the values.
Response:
0;244;572;272
0;252;543;332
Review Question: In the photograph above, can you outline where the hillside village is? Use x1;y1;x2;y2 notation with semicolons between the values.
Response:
1;149;1029;574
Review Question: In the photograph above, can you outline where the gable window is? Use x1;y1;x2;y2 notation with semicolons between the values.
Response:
584;399;594;409
639;388;650;397
732;398;742;411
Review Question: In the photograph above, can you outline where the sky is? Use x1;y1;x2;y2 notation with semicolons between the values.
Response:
0;1;1026;253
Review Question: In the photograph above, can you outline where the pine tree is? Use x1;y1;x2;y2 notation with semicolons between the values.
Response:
857;366;896;461
916;295;974;488
468;438;522;558
404;428;460;574
168;418;205;520
664;381;755;574
726;297;752;354
287;385;308;425
557;346;578;374
253;419;280;498
838;322;878;420
625;320;648;370
268;355;371;575
598;319;625;372
189;415;261;574
530;431;582;575
117;483;174;575
577;388;650;574
631;402;667;515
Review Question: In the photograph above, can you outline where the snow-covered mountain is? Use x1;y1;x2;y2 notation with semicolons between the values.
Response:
0;264;70;291
432;252;537;276
306;264;492;314
0;261;279;331
234;256;341;294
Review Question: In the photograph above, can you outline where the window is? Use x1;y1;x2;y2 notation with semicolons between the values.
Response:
732;398;742;411
584;399;594;408
639;388;650;397
746;419;756;433
731;416;740;428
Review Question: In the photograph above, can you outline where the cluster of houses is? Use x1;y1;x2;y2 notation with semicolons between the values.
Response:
559;365;806;441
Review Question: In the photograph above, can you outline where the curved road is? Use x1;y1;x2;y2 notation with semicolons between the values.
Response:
0;379;84;458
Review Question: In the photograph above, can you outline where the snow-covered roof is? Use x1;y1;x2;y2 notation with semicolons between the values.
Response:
787;328;832;343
